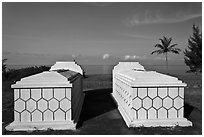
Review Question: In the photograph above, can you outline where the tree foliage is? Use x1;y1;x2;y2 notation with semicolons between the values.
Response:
151;36;181;72
184;25;202;73
2;59;7;73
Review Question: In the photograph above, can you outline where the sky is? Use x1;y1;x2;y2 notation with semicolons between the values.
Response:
2;2;202;66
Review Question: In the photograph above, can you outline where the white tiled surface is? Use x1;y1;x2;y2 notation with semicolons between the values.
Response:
112;62;192;127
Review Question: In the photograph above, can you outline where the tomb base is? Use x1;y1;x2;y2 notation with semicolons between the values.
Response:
112;93;192;128
5;121;76;131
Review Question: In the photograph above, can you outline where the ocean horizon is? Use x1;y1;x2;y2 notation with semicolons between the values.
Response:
7;64;193;76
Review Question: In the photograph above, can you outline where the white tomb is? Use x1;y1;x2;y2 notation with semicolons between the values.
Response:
6;62;84;131
112;62;192;127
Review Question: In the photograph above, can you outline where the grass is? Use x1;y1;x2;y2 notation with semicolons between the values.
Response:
2;73;202;134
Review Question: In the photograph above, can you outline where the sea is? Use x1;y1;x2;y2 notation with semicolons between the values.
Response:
7;64;192;76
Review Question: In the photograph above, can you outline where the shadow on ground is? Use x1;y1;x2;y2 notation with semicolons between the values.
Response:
77;88;117;127
3;88;202;135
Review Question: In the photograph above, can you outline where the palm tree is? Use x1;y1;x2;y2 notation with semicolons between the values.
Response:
151;36;181;73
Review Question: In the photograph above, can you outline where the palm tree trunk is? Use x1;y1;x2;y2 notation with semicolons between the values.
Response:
165;52;168;73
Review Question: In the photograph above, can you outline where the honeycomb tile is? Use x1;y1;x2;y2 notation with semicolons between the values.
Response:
21;89;30;101
173;97;183;109
38;99;48;112
163;97;173;109
54;88;65;100
169;88;178;99
132;88;138;99
148;108;157;119
168;108;177;118
138;88;147;99
49;99;59;111
131;109;137;120
178;107;184;118
158;108;167;119
31;89;42;101
43;88;53;100
21;111;30;122
15;99;25;112
143;97;152;109
158;88;167;98
44;110;53;121
32;110;42;122
178;88;184;98
66;109;71;121
14;89;19;101
153;97;162;109
138;108;147;119
60;98;71;111
65;88;71;100
132;98;142;110
54;109;65;121
14;111;20;122
26;99;36;113
148;88;157;99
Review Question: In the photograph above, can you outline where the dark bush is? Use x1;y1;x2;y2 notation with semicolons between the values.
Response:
3;66;50;81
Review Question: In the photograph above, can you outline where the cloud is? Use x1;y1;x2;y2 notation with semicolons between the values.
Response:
103;53;110;60
125;6;201;26
120;33;153;40
124;55;146;60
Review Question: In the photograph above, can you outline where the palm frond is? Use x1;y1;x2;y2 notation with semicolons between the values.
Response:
151;49;164;55
168;44;178;49
154;44;164;49
170;49;181;54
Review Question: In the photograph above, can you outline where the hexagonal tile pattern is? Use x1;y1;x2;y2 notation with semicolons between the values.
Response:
132;88;138;99
174;97;183;109
178;88;184;98
133;98;142;110
66;109;71;121
153;97;162;109
143;97;152;110
158;88;167;99
148;108;157;119
15;99;25;112
44;110;53;121
65;88;71;100
14;111;20;122
138;108;147;119
148;88;157;99
169;88;178;99
168;108;177;118
21;111;30;122
178;107;184;118
32;110;42;122
54;88;65;100
138;88;147;99
38;99;48;112
163;97;173;109
54;109;65;121
60;99;71;111
49;99;59;111
26;99;36;113
43;88;53;100
21;89;30;101
14;89;19;101
158;108;167;119
31;89;42;101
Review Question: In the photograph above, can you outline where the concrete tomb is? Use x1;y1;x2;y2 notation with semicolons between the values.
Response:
6;61;84;131
112;62;192;127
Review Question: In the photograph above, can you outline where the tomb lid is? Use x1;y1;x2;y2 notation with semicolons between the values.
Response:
117;70;186;87
50;61;83;75
113;62;145;74
11;70;79;88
